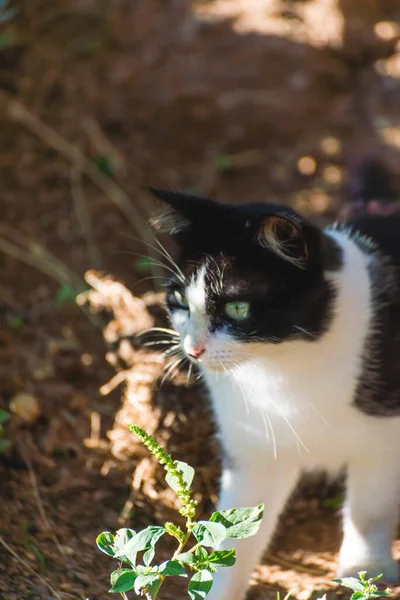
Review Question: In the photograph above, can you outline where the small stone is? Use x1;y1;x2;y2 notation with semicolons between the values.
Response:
9;393;41;424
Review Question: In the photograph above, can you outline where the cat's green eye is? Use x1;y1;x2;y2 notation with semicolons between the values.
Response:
225;301;250;321
173;290;189;309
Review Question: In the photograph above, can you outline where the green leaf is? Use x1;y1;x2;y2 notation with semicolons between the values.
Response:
7;315;23;330
0;439;10;453
214;154;233;171
134;573;161;596
109;569;137;593
110;569;134;586
96;532;115;557
55;285;77;305
195;546;209;561
112;528;136;562
143;545;157;567
93;155;114;178
208;549;236;567
193;521;227;548
165;460;194;493
332;577;365;593
0;410;10;424
348;593;364;600
114;528;136;547
158;560;187;577
210;504;264;539
188;570;213;600
175;552;197;565
115;526;165;566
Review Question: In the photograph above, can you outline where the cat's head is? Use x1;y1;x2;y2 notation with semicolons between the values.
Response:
150;190;341;371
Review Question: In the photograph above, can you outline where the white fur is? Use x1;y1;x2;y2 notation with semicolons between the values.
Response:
171;230;400;600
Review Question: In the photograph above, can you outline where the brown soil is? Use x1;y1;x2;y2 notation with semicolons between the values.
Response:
1;1;400;599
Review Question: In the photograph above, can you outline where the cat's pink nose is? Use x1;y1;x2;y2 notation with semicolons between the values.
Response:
187;345;205;359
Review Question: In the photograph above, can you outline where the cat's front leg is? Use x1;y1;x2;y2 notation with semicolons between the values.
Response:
338;447;400;583
207;462;299;600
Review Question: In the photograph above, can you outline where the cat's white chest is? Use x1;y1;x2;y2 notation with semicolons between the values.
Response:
203;229;379;472
204;352;361;471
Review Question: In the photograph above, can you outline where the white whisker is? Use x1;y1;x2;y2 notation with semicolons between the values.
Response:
155;238;186;284
160;355;187;386
307;401;330;427
259;407;277;460
135;327;180;338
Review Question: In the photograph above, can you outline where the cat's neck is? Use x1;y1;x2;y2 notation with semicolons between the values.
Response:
203;228;374;410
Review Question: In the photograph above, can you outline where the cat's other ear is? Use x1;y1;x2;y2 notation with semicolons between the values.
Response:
257;210;320;268
149;189;192;235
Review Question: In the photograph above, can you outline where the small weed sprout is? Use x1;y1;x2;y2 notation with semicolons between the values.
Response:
334;571;392;600
97;427;394;600
97;425;264;599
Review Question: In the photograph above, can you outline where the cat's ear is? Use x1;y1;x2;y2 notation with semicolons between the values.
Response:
257;211;317;268
149;189;192;235
149;188;227;238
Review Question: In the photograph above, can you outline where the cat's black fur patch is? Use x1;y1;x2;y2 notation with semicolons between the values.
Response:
338;218;400;417
152;190;342;344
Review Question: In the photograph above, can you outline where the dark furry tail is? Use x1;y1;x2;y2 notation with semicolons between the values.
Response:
340;157;399;220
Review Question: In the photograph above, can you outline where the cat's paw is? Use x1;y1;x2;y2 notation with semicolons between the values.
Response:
337;558;399;584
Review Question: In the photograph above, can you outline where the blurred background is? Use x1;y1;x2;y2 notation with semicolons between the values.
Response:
0;1;400;599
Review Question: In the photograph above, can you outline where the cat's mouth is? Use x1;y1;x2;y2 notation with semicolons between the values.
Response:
184;348;245;372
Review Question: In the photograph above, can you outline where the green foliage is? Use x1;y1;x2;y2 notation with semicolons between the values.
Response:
188;569;213;600
214;154;232;171
210;505;264;539
97;425;264;598
128;425;198;520
0;0;18;51
97;428;393;600
54;284;89;305
92;155;114;178
7;315;24;330
0;409;10;454
333;572;392;600
0;0;16;23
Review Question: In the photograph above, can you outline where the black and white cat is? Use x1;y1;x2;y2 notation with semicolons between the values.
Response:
150;187;400;600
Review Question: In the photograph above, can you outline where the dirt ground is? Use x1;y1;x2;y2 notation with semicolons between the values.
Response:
1;1;400;599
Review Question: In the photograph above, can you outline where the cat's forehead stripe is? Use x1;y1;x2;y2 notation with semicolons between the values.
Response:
186;265;208;315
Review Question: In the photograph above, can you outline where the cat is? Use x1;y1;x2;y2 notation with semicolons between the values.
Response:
149;185;400;600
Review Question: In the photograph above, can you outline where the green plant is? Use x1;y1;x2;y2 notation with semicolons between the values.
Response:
0;0;16;22
54;283;89;305
214;153;232;172
97;425;264;599
0;0;17;50
334;571;392;599
0;409;10;453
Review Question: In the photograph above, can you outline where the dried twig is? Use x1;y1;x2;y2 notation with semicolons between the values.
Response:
264;552;327;576
0;232;103;329
0;535;63;600
71;147;102;269
18;438;67;559
0;235;72;287
1;90;163;283
82;115;126;175
99;369;130;396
